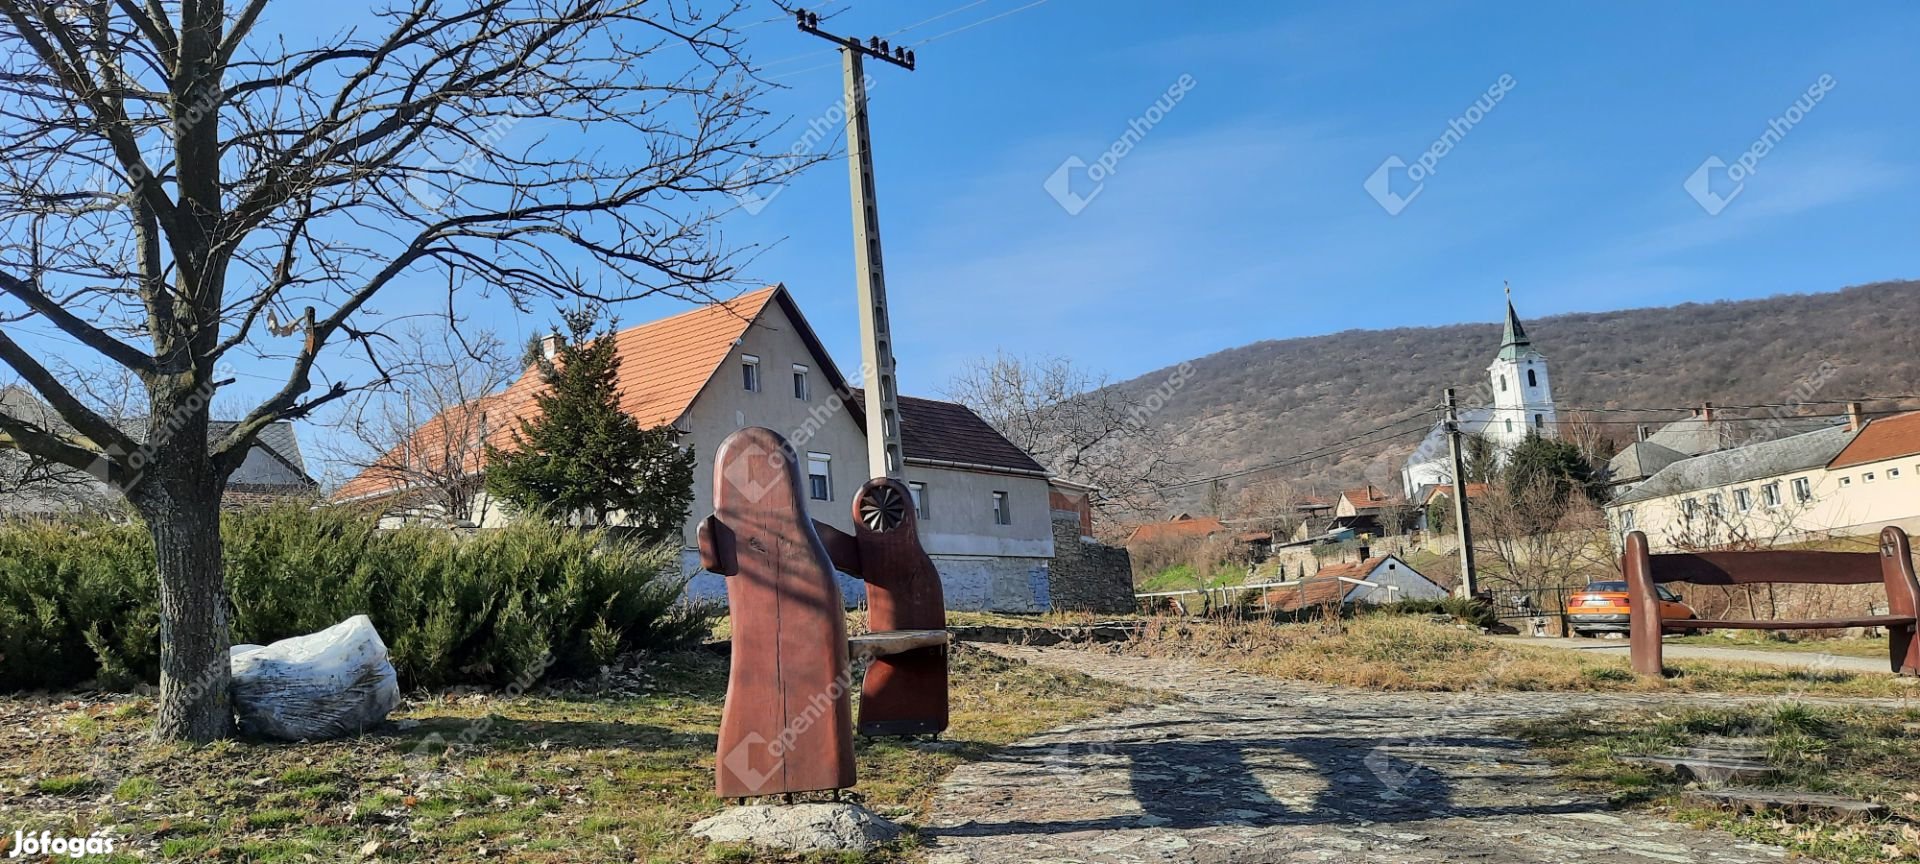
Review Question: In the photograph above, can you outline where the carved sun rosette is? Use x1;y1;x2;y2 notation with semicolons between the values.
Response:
858;483;909;531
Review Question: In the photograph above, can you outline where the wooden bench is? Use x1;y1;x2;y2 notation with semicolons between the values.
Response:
1623;527;1920;677
848;629;949;659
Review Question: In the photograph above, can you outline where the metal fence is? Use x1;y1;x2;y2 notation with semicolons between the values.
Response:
1488;585;1577;636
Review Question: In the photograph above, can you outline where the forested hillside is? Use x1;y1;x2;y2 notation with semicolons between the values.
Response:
1112;280;1920;508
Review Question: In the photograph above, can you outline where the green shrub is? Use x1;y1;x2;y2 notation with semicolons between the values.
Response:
1371;595;1499;629
0;506;716;692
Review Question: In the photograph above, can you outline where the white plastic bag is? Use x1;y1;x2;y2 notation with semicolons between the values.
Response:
230;615;400;740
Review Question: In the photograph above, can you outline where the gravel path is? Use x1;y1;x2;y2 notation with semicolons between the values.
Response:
922;645;1850;864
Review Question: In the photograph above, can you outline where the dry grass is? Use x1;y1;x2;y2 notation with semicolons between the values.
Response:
1516;704;1920;864
0;646;1153;864
1103;614;1920;696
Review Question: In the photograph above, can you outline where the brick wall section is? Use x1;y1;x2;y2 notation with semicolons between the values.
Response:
1047;514;1135;613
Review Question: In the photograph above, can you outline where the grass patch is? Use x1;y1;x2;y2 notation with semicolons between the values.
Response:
1667;632;1893;660
0;646;1152;863
1513;704;1920;864
1104;614;1920;696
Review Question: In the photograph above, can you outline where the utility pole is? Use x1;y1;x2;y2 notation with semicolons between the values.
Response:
797;10;916;479
1444;388;1480;599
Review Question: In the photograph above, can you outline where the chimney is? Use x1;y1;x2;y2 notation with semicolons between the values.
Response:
540;331;562;360
1847;402;1864;432
1701;402;1715;423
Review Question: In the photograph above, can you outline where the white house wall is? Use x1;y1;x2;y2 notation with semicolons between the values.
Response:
1610;457;1920;552
1343;558;1448;605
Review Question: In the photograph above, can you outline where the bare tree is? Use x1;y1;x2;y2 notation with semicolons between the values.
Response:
324;324;520;525
0;0;806;740
1234;477;1302;541
1473;477;1615;593
945;352;1184;518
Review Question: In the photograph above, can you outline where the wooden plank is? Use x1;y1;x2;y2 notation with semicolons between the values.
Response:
1668;616;1914;630
1683;788;1890;821
849;630;949;658
1617;755;1777;785
1647;550;1885;586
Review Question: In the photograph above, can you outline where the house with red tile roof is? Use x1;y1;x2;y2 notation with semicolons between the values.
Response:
335;285;1059;612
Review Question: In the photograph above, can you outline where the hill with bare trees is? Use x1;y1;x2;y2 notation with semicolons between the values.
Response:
1107;280;1920;512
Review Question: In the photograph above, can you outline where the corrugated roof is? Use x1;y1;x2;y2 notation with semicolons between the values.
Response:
1828;411;1920;469
1612;424;1858;506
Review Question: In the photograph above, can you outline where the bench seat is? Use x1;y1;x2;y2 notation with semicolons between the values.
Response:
849;629;949;658
1668;615;1916;631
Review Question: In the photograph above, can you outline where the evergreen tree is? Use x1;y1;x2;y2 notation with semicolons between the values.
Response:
1504;434;1603;505
485;308;695;542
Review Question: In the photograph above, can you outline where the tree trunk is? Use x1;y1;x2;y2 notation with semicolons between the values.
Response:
133;448;232;742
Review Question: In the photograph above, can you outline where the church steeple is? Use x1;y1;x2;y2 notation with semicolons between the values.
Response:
1497;281;1531;360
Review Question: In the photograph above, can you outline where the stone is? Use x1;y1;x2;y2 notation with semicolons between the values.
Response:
1683;788;1890;820
230;615;400;741
690;803;903;853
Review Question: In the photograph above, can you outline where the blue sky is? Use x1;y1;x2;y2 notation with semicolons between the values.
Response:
703;0;1917;399
24;0;1918;479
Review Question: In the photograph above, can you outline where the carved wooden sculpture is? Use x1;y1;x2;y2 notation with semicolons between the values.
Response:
701;427;856;798
815;478;951;737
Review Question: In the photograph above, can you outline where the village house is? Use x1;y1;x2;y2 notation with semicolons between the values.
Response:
335;285;1075;612
1605;404;1838;496
0;386;315;516
1607;408;1920;552
1261;553;1448;612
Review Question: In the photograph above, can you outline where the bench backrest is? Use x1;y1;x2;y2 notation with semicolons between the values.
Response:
1622;527;1919;617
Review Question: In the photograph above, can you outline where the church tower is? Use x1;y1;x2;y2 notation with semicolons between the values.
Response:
1485;289;1555;452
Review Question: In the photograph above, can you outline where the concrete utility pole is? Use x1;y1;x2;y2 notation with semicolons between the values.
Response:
797;10;916;479
1444;388;1480;598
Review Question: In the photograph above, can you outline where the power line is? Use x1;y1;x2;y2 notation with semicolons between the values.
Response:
1155;408;1441;493
765;0;1051;80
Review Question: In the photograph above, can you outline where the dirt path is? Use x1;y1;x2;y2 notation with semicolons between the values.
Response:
1493;635;1894;675
922;645;1824;864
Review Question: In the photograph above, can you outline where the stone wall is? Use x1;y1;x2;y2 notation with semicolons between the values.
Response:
1047;516;1136;613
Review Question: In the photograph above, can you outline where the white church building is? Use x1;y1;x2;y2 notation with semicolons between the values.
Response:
1401;296;1558;498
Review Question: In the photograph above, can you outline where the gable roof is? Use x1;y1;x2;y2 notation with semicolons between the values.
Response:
0;386;313;491
1421;483;1490;506
1606;441;1689;485
847;389;1046;476
1828;411;1920;469
336;286;808;502
1341;486;1404;510
1612;424;1858;506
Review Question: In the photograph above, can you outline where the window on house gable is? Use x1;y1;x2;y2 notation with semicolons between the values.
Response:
1891;468;1903;479
1620;509;1636;531
741;355;760;392
792;364;809;400
991;490;1010;525
807;452;831;501
909;481;929;519
1841;476;1853;487
1864;472;1877;483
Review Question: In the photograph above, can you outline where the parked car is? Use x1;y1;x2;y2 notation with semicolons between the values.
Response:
1565;580;1699;637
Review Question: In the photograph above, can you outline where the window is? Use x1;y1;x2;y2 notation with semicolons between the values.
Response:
1527;369;1538;388
1840;476;1853;487
1733;488;1753;512
741;355;760;392
991;490;1010;525
1762;482;1782;508
1864;472;1877;483
908;481;929;519
1681;498;1698;521
1891;468;1903;479
807;452;831;501
1505;419;1514;434
1499;375;1508;392
1620;509;1636;531
1533;413;1544;429
1706;493;1723;520
1791;477;1813;503
792;364;809;400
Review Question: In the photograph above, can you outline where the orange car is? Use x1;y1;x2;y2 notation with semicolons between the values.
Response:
1566;580;1699;637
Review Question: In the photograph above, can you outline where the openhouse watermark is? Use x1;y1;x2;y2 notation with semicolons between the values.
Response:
1364;73;1518;216
1684;74;1836;216
1044;74;1198;216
